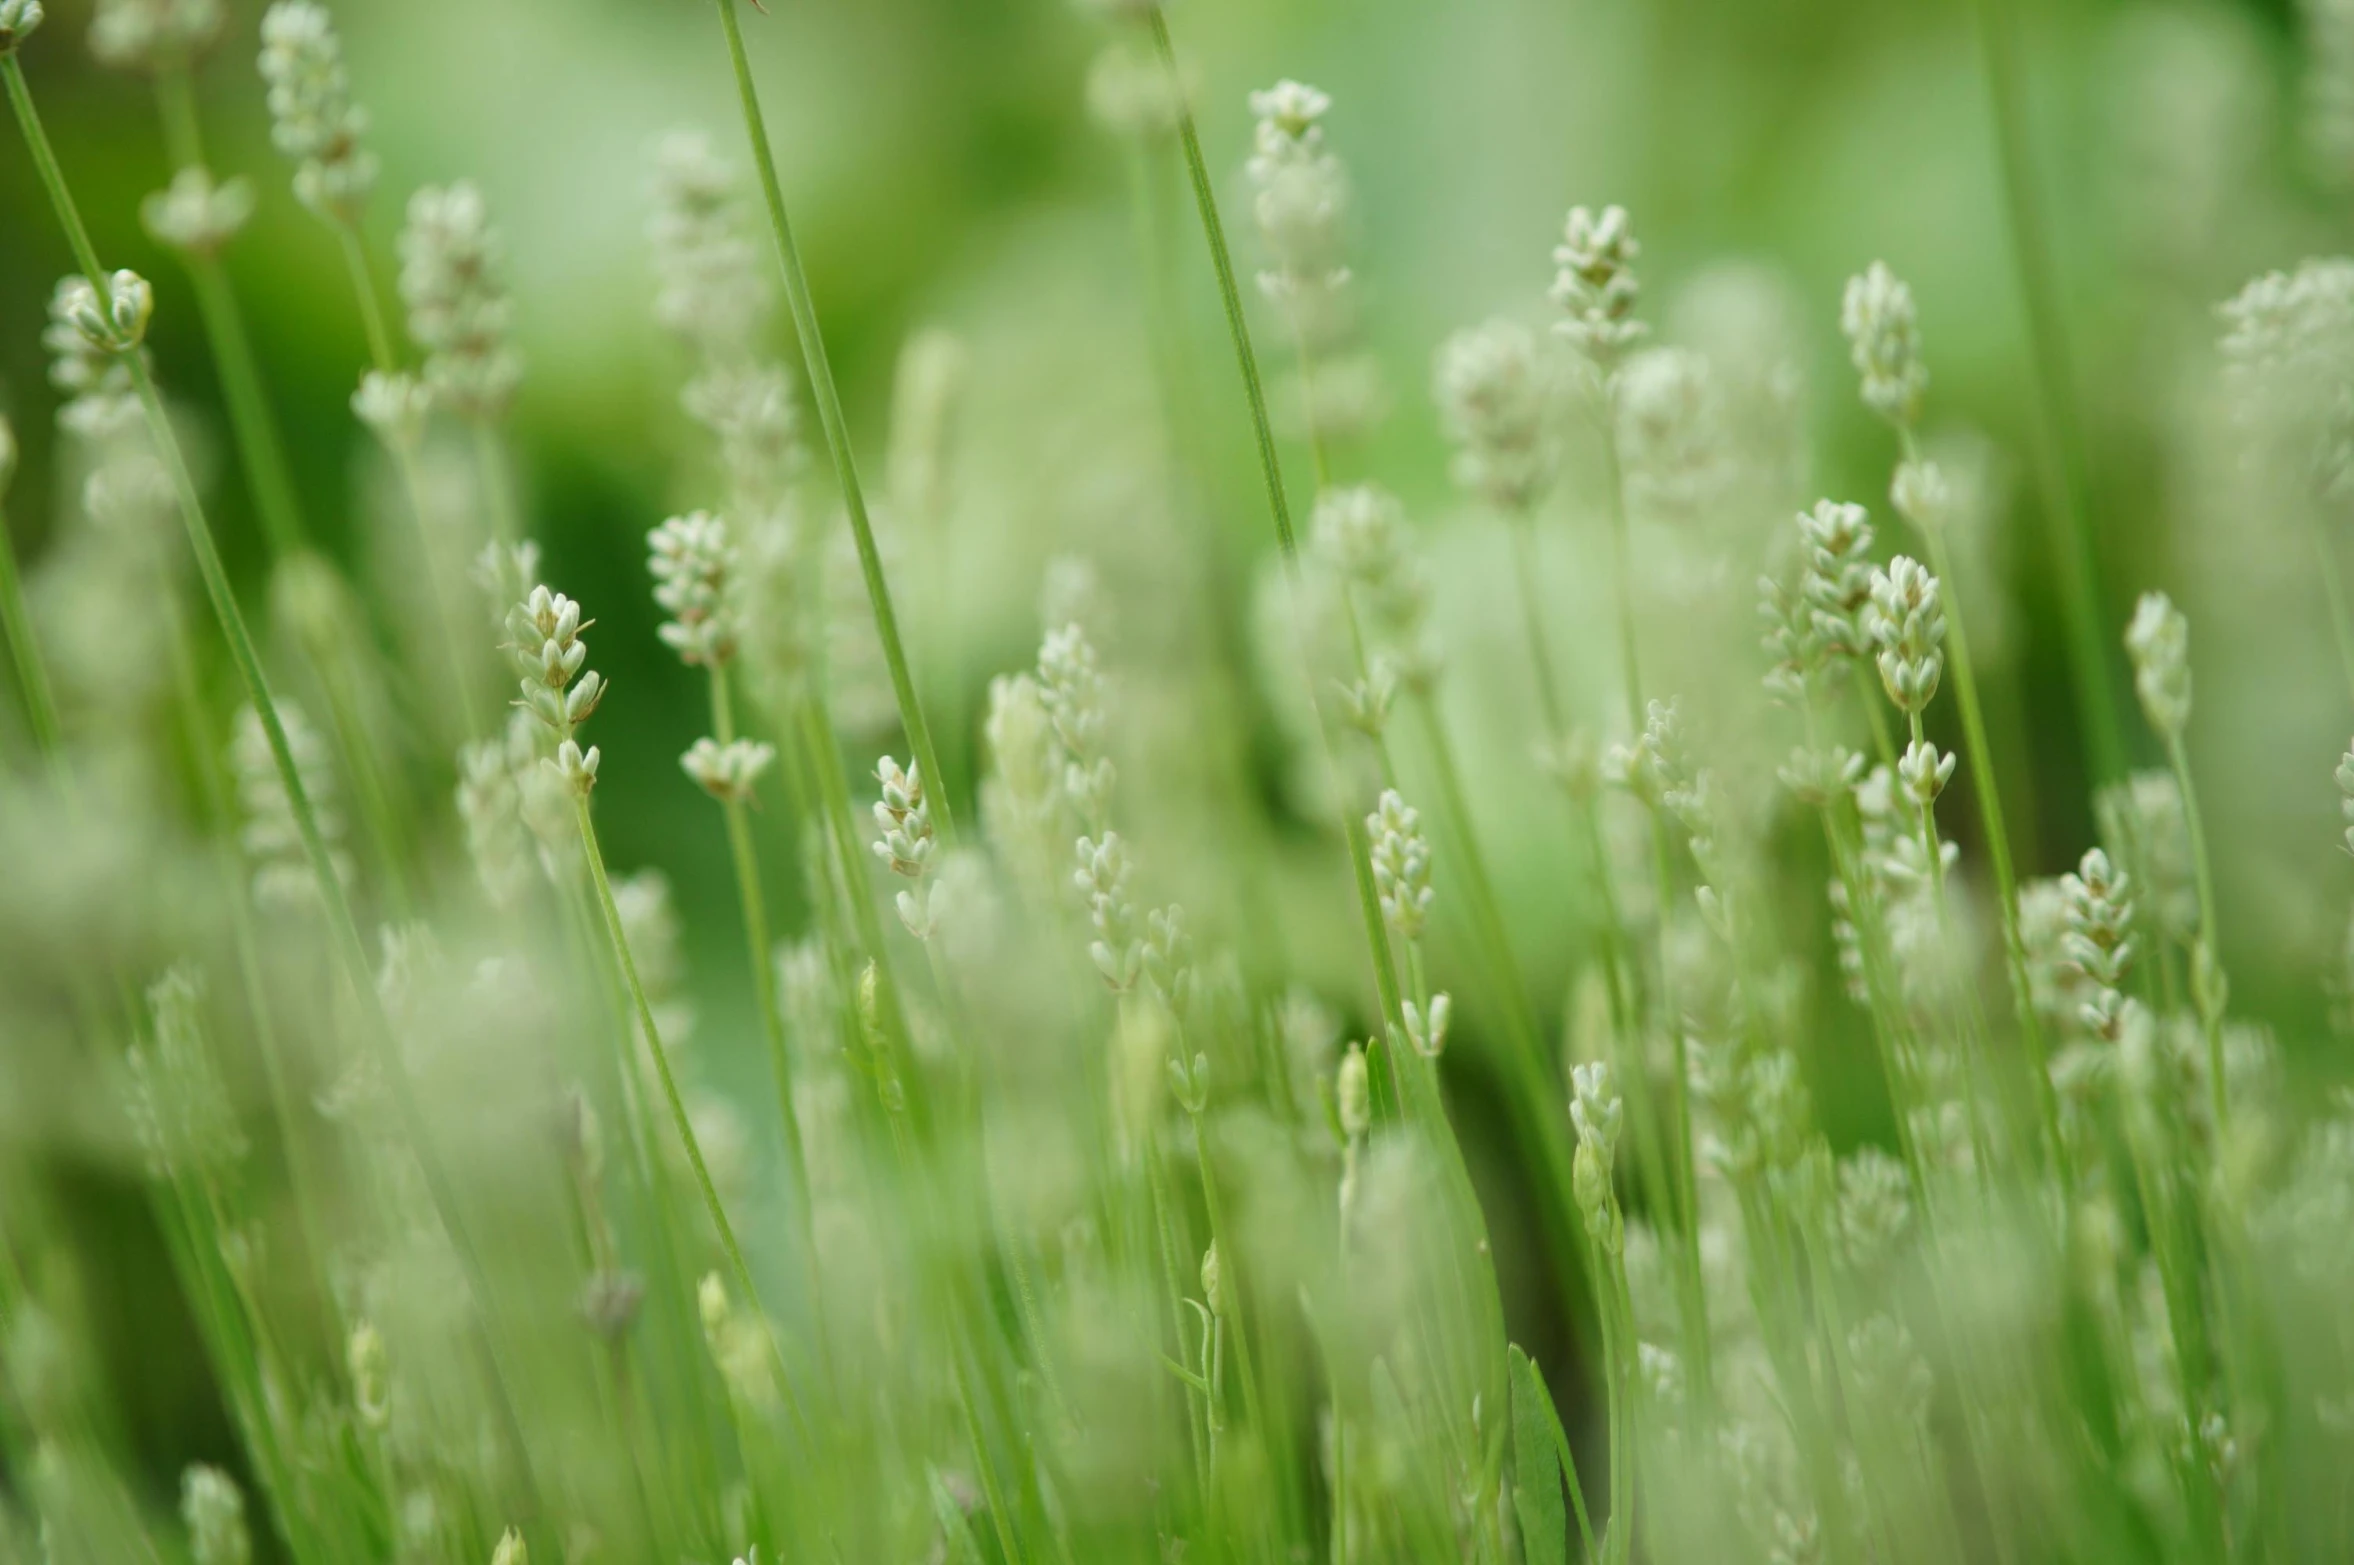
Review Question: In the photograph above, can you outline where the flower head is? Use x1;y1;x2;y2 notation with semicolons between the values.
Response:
1842;261;1928;426
1433;318;1564;510
1551;204;1644;366
2124;590;2192;739
399;182;523;420
259;2;376;219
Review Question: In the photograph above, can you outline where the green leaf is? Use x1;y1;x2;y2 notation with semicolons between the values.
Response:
1511;1343;1596;1565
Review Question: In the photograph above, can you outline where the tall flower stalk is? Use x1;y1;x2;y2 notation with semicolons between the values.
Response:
706;0;954;841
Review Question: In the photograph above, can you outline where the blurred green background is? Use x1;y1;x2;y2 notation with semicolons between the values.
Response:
7;0;2354;1523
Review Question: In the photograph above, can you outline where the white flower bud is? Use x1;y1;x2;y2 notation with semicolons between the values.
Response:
2124;590;2192;739
1842;260;1928;427
141;168;254;255
0;0;45;54
259;2;377;219
180;1466;249;1565
1551;204;1645;366
682;736;774;805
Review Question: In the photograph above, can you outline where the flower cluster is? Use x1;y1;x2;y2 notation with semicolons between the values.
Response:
648;130;772;361
1569;1060;1624;1250
2061;848;2137;1042
1433;318;1564;512
1864;556;1945;715
1551;204;1645;369
180;1465;250;1565
398;182;523;421
2125;590;2192;740
1841;261;1927;427
91;0;222;73
1309;484;1438;695
872;755;937;937
648;511;740;667
1367;788;1433;941
258;1;376;219
507;585;606;795
1039;622;1114;830
45;272;150;440
0;0;43;55
142;168;255;257
231;700;353;912
1246;80;1350;314
683;737;773;807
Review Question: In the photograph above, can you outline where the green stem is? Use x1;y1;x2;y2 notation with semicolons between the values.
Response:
710;0;954;840
1967;0;2128;784
2165;732;2230;1137
1901;428;2060;1172
0;498;65;783
572;791;809;1442
337;221;399;375
710;664;813;1213
1146;4;1405;1029
2310;510;2354;708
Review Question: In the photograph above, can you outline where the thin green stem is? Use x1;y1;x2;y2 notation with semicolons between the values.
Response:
1967;0;2128;784
0;498;65;782
710;0;953;840
1900;428;2060;1171
337;222;399;375
709;665;818;1278
2310;510;2354;708
572;791;809;1443
2165;732;2230;1137
1146;5;1405;1029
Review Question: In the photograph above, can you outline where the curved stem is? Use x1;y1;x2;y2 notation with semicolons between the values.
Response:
2166;732;2230;1137
1967;0;2128;784
710;0;954;842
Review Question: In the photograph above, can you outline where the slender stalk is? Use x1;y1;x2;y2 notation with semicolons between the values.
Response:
2165;733;2230;1136
1967;0;2129;784
572;791;808;1443
1898;428;2061;1170
2310;511;2354;707
0;496;65;783
709;663;814;1212
1144;5;1406;1029
709;0;954;839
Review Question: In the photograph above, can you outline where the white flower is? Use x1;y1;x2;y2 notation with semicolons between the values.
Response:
259;1;376;218
682;736;773;805
1841;260;1928;426
140;167;253;255
648;510;740;666
1551;204;1644;365
399;182;523;419
2124;590;2192;739
1367;788;1434;941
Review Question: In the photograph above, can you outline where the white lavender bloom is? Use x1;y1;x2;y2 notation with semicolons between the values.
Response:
872;755;936;937
981;671;1066;881
258;2;376;219
1075;830;1141;988
1835;1148;1912;1274
232;701;353;911
398;182;522;420
2095;771;2197;942
0;0;43;53
648;510;739;667
491;1530;527;1565
1367;788;1433;941
91;0;220;72
140;167;252;256
346;1319;390;1428
1897;738;1955;809
2217;259;2354;498
1569;1060;1624;1248
351;369;432;449
1800;498;1875;657
1614;346;1730;522
1864;556;1945;715
1842;261;1928;427
1039;623;1114;829
648;130;772;361
1605;697;1687;810
684;737;773;806
1551;204;1645;368
507;585;605;794
125;966;247;1178
1085;39;1186;139
2061;848;2136;1043
2124;590;2192;739
180;1466;249;1565
1433;318;1564;511
1246;81;1353;335
43;278;138;441
455;719;533;909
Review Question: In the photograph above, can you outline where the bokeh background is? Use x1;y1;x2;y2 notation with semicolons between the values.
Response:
5;0;2352;1523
